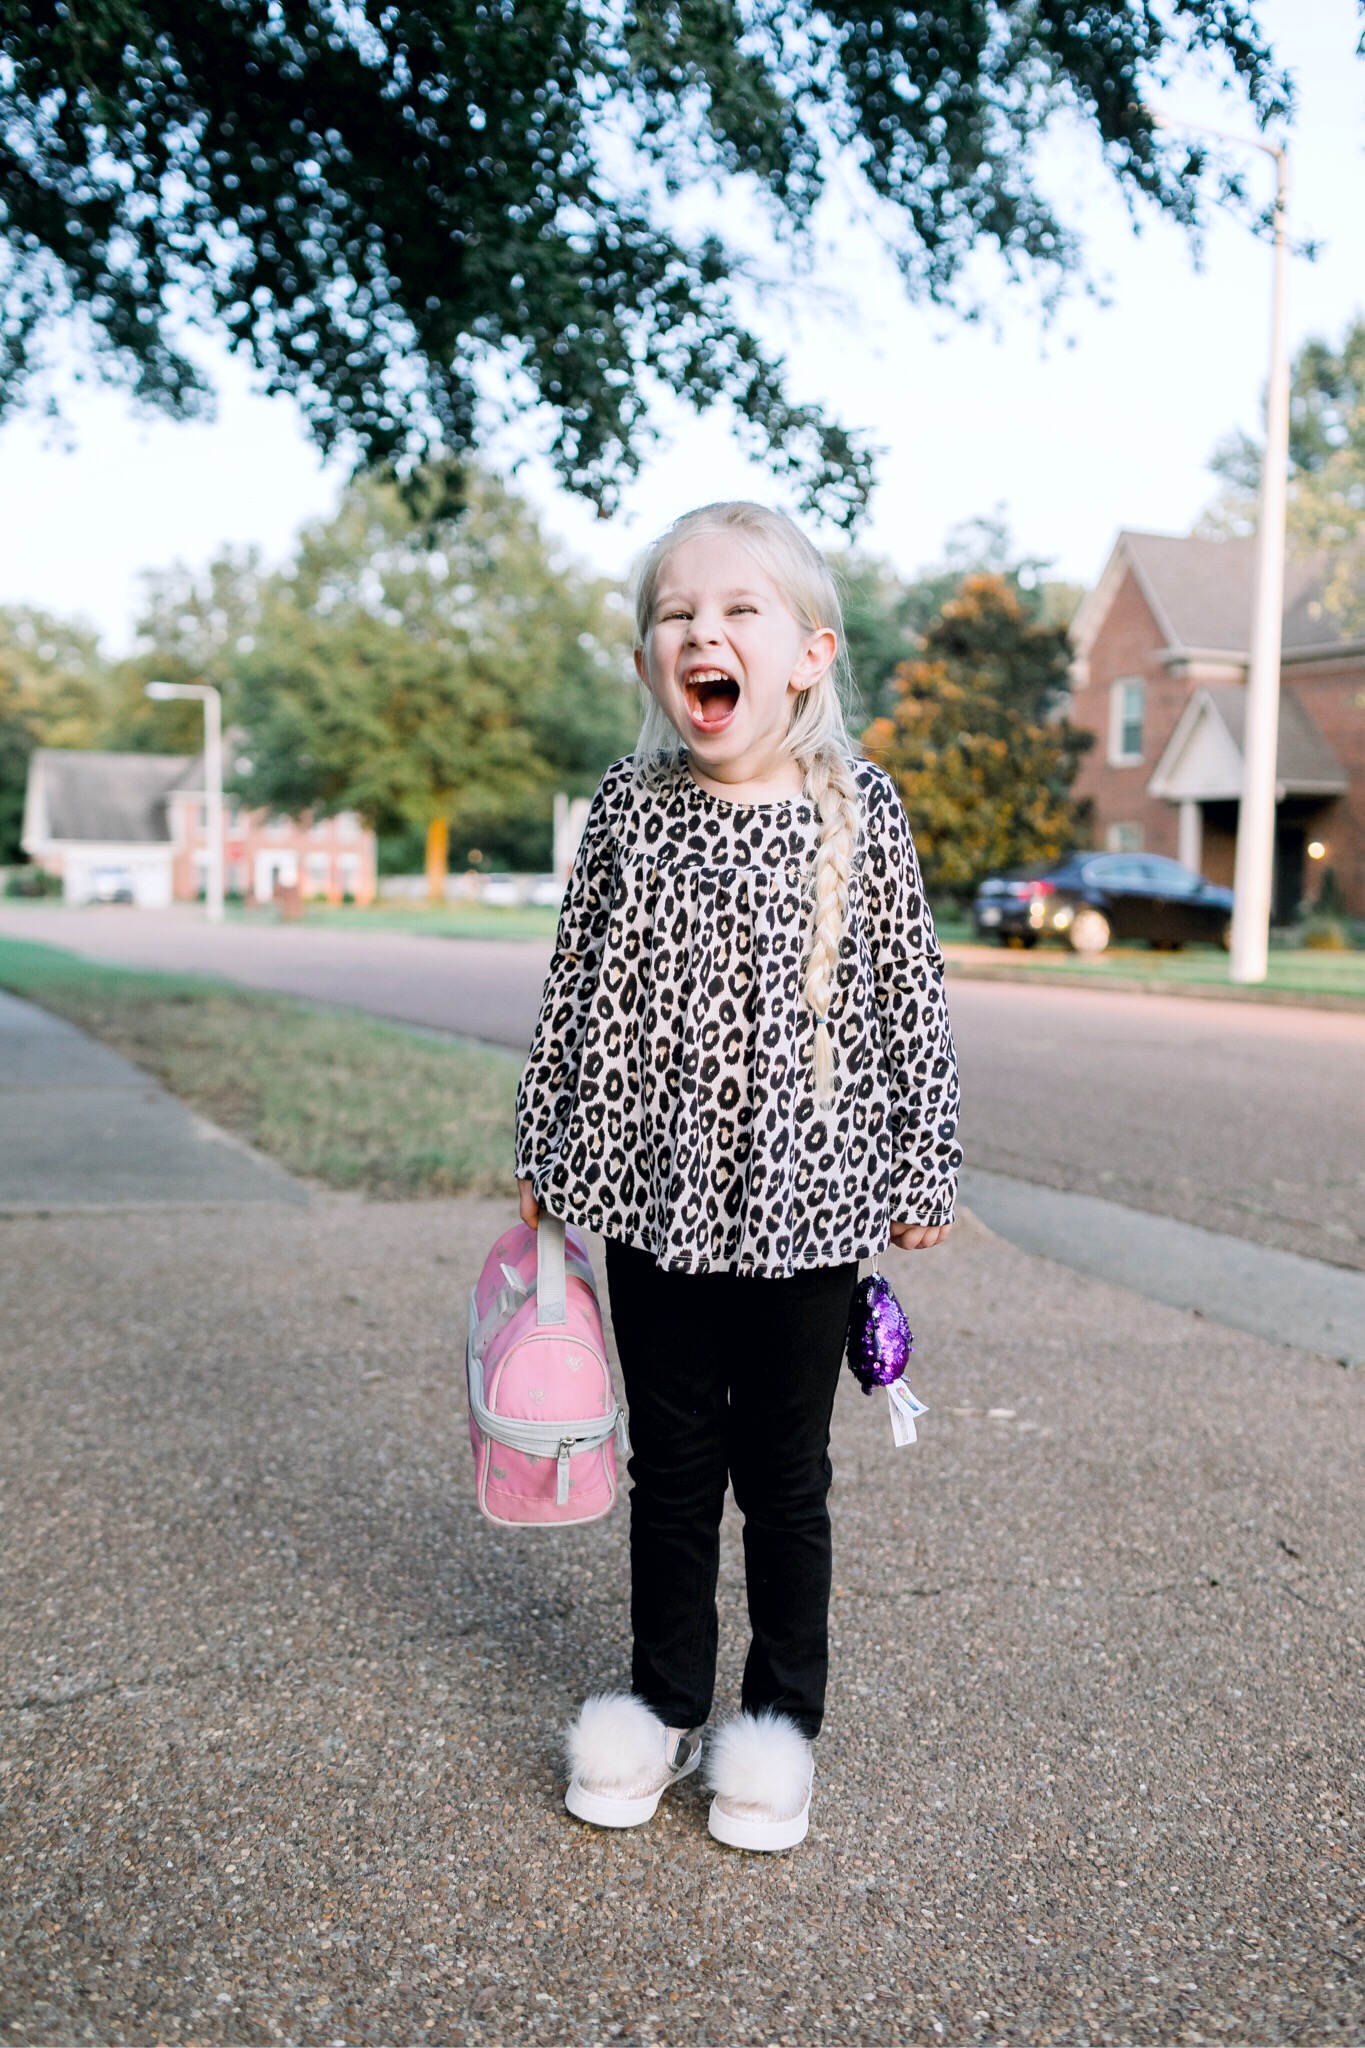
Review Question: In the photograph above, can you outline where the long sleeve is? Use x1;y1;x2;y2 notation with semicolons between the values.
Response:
859;768;962;1226
513;768;621;1189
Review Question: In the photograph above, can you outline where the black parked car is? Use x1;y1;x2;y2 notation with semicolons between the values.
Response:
973;853;1234;954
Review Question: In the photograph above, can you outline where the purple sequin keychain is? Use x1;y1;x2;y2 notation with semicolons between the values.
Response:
845;1269;913;1392
845;1266;927;1445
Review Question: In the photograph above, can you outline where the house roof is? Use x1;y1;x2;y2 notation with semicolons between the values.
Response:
1148;684;1349;803
1073;530;1363;667
27;749;195;845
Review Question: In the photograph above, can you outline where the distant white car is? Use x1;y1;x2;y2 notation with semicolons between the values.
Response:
480;876;522;907
527;874;567;907
91;867;135;905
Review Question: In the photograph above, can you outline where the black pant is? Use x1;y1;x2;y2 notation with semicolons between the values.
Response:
603;1237;859;1741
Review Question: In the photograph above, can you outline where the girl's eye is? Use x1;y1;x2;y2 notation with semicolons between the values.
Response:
728;603;757;616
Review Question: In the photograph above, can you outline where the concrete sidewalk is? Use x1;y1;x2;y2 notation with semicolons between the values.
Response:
962;1166;1365;1370
0;988;303;1210
2;1196;1361;2043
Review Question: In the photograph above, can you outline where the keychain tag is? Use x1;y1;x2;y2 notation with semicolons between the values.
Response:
887;1379;928;1448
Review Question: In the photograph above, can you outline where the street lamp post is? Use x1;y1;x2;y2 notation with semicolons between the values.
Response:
145;681;225;924
1152;113;1291;984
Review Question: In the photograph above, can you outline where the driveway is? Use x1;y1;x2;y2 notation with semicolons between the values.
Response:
2;1195;1362;2043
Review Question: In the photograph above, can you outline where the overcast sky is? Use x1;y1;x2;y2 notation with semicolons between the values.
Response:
2;0;1362;652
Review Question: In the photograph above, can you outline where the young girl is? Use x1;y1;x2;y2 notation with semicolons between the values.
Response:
514;501;960;1852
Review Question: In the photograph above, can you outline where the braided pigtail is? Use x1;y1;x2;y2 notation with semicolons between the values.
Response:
800;746;863;1107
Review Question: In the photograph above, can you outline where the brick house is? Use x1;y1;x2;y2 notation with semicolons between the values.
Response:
22;749;377;907
1068;532;1362;918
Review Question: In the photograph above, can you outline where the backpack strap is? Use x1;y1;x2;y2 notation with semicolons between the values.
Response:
468;1239;596;1365
536;1211;568;1327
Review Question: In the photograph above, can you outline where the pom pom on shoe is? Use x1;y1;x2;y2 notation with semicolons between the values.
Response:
565;1692;667;1799
705;1710;812;1822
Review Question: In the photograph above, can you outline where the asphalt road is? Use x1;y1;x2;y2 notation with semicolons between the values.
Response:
951;979;1365;1274
3;906;1361;1272
2;1196;1362;2044
0;905;554;1048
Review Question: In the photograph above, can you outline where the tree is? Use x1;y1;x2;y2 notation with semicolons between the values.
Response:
835;553;926;729
861;574;1092;898
232;470;638;888
102;551;267;755
0;608;110;863
2;4;1294;525
1205;316;1365;628
835;516;1085;723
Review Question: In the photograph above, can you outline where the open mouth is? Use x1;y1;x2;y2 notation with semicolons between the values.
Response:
682;668;740;733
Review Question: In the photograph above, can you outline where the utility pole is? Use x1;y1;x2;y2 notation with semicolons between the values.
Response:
145;681;225;924
1231;141;1291;983
1151;112;1290;984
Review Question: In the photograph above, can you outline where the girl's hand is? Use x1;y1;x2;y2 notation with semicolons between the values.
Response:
889;1220;952;1251
517;1177;540;1230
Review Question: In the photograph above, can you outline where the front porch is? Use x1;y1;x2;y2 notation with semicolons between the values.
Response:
1149;685;1348;922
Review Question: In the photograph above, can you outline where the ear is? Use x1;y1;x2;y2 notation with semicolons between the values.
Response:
633;645;647;682
789;625;838;694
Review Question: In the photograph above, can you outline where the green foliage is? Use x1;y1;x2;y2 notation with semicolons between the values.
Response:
0;466;639;873
861;575;1092;895
1205;316;1365;627
835;516;1085;723
3;868;63;897
0;609;111;862
1;3;1292;524
1210;316;1365;495
103;552;267;754
834;553;926;728
233;471;639;868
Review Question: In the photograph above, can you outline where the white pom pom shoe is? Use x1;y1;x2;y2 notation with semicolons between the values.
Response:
706;1709;814;1852
563;1692;704;1829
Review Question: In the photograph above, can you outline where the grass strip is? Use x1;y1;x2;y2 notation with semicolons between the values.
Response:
234;901;563;941
0;936;521;1199
942;941;1365;1003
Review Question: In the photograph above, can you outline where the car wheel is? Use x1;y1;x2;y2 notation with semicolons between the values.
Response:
1069;905;1111;955
1218;918;1232;952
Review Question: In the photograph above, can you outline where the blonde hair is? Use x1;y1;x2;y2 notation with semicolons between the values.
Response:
629;500;863;1107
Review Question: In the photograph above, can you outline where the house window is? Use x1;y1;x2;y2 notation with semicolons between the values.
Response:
304;853;331;897
1108;678;1146;765
337;853;362;900
1105;822;1143;853
336;810;361;840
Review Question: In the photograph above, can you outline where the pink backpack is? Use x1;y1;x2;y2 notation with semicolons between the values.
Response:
465;1213;627;1526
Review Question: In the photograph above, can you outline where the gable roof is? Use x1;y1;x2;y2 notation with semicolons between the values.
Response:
25;750;195;846
1148;684;1348;802
1072;530;1363;669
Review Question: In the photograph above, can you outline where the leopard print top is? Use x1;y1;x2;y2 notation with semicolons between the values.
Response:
513;750;961;1277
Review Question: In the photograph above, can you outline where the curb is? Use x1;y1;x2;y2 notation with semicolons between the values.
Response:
941;953;1365;1014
